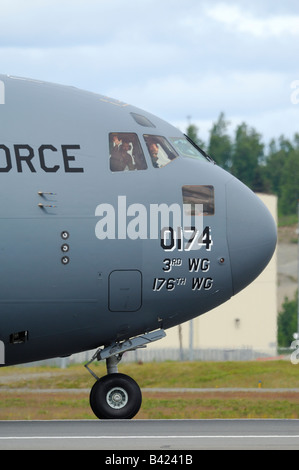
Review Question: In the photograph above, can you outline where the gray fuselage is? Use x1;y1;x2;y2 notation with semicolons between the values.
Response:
0;75;277;365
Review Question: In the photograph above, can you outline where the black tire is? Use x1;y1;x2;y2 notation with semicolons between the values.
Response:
89;373;142;419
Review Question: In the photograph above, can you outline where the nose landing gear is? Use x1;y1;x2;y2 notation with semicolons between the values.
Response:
84;329;166;420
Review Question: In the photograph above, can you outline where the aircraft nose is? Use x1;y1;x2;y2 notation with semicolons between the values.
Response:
226;178;277;295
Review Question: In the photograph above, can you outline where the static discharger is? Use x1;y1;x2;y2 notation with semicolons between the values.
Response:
38;191;57;196
38;203;57;208
38;190;57;208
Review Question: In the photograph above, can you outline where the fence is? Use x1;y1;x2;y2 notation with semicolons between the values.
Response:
0;341;4;364
22;346;283;368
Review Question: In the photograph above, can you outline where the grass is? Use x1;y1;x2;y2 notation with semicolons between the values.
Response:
278;214;298;227
2;360;298;389
1;360;299;419
141;391;299;419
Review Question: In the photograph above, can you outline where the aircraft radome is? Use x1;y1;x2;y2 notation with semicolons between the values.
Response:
0;75;277;419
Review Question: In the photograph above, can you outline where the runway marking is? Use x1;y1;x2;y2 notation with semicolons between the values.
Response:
1;435;299;440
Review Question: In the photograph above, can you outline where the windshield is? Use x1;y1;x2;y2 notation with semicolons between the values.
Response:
170;135;214;163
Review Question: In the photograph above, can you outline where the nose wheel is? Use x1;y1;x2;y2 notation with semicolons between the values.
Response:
89;373;142;419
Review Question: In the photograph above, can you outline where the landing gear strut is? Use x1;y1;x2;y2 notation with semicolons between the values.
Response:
84;330;166;420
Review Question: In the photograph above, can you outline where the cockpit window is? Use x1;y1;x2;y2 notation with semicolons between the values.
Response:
170;136;212;162
130;113;156;128
109;133;148;172
143;135;179;168
182;185;215;216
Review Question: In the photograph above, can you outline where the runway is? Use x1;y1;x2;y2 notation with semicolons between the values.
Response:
1;419;299;450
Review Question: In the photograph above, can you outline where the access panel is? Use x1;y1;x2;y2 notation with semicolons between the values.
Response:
109;270;142;312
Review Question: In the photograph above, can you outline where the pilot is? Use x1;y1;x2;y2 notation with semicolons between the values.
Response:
147;140;169;168
110;135;122;171
147;141;159;168
120;139;135;171
110;136;135;171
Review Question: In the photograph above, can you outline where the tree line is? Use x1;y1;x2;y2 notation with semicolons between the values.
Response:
277;292;298;348
189;113;299;348
187;112;299;217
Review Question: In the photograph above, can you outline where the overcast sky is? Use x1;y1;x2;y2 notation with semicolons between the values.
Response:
1;0;298;146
